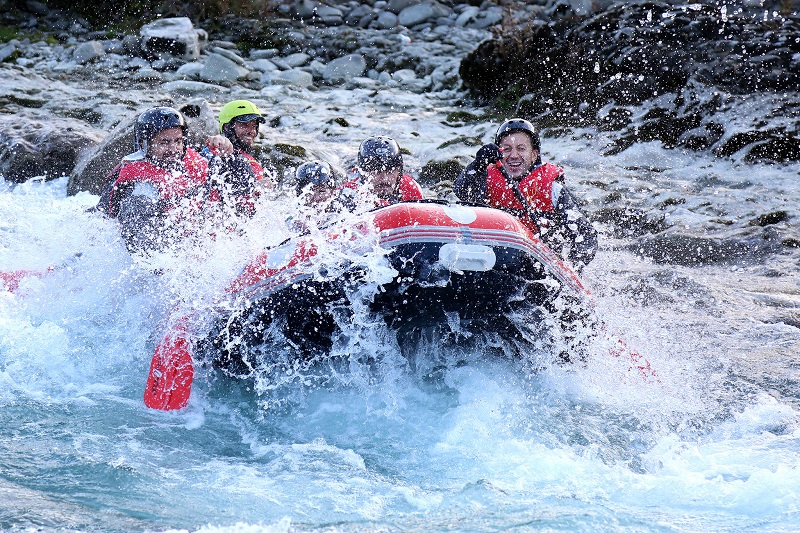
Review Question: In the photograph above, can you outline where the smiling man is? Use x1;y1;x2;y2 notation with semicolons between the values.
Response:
202;100;272;216
96;107;211;254
454;118;597;270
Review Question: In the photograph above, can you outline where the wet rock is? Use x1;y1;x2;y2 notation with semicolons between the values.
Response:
72;40;105;64
200;52;250;83
322;53;367;82
398;2;451;28
140;17;206;61
592;206;667;238
749;211;790;227
418;159;463;187
633;228;784;266
273;68;314;87
161;80;230;96
0;115;103;182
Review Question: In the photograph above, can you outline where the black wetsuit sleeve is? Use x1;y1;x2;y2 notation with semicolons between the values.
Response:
550;185;598;270
453;160;488;203
116;185;166;254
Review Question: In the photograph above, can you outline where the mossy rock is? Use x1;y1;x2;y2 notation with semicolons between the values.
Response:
437;136;482;150
273;143;307;158
418;159;464;188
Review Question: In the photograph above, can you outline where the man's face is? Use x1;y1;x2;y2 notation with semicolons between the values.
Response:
232;120;259;148
366;168;401;200
499;132;538;181
147;127;184;163
302;183;336;206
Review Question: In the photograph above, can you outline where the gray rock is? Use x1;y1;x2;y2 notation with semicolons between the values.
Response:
455;6;479;27
0;115;103;183
359;13;378;28
73;41;105;64
140;17;206;61
322;54;367;82
249;58;280;73
315;5;344;18
275;68;314;87
386;0;419;14
392;69;417;82
209;46;247;66
283;52;312;68
249;48;279;60
0;42;18;62
375;11;398;29
398;2;451;28
345;5;373;25
130;67;163;82
292;0;319;18
161;80;230;96
199;52;250;83
467;7;503;30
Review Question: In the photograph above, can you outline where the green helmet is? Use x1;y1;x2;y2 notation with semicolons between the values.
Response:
218;100;266;132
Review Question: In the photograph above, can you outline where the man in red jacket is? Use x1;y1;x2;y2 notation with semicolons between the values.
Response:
454;118;597;271
96;107;212;254
337;136;423;212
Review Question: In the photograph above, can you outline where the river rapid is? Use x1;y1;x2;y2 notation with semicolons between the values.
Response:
1;61;800;531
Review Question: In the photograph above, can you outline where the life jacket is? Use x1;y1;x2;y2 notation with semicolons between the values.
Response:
485;162;563;233
340;172;423;208
237;149;264;182
102;148;210;219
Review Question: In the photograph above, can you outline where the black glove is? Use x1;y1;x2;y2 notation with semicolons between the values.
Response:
475;143;502;168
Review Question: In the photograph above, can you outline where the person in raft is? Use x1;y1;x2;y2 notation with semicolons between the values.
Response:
453;118;598;271
201;99;274;217
286;159;340;233
96;106;212;254
335;136;424;213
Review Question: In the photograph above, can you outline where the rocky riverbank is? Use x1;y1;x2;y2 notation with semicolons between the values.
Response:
459;0;800;164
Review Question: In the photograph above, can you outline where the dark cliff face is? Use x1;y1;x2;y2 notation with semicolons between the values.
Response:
459;1;800;162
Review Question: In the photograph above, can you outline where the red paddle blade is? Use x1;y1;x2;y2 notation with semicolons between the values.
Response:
144;319;194;410
1;270;44;293
603;328;658;381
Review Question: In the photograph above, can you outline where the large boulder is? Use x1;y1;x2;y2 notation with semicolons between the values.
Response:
67;101;218;196
140;17;207;61
0;115;103;183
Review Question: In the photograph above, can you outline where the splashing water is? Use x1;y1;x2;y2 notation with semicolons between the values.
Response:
1;135;799;533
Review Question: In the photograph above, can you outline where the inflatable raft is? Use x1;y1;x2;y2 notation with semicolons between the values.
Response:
205;200;589;376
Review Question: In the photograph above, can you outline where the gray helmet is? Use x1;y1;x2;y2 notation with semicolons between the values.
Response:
295;160;335;194
494;118;540;150
357;136;403;174
134;107;187;152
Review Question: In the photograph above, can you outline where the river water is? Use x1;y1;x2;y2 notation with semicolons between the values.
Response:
1;76;799;532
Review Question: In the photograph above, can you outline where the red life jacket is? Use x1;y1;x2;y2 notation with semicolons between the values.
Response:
105;148;210;218
237;149;265;182
485;162;563;232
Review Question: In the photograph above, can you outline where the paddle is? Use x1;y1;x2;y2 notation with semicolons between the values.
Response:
144;313;194;410
494;163;657;380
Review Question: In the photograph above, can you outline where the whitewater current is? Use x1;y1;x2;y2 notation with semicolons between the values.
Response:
1;79;799;532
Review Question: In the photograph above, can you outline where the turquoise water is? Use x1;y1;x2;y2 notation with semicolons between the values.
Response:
2;154;799;531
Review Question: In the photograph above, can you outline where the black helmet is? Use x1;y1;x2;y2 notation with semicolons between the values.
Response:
494;118;540;150
295;160;335;194
134;107;187;152
357;136;403;174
